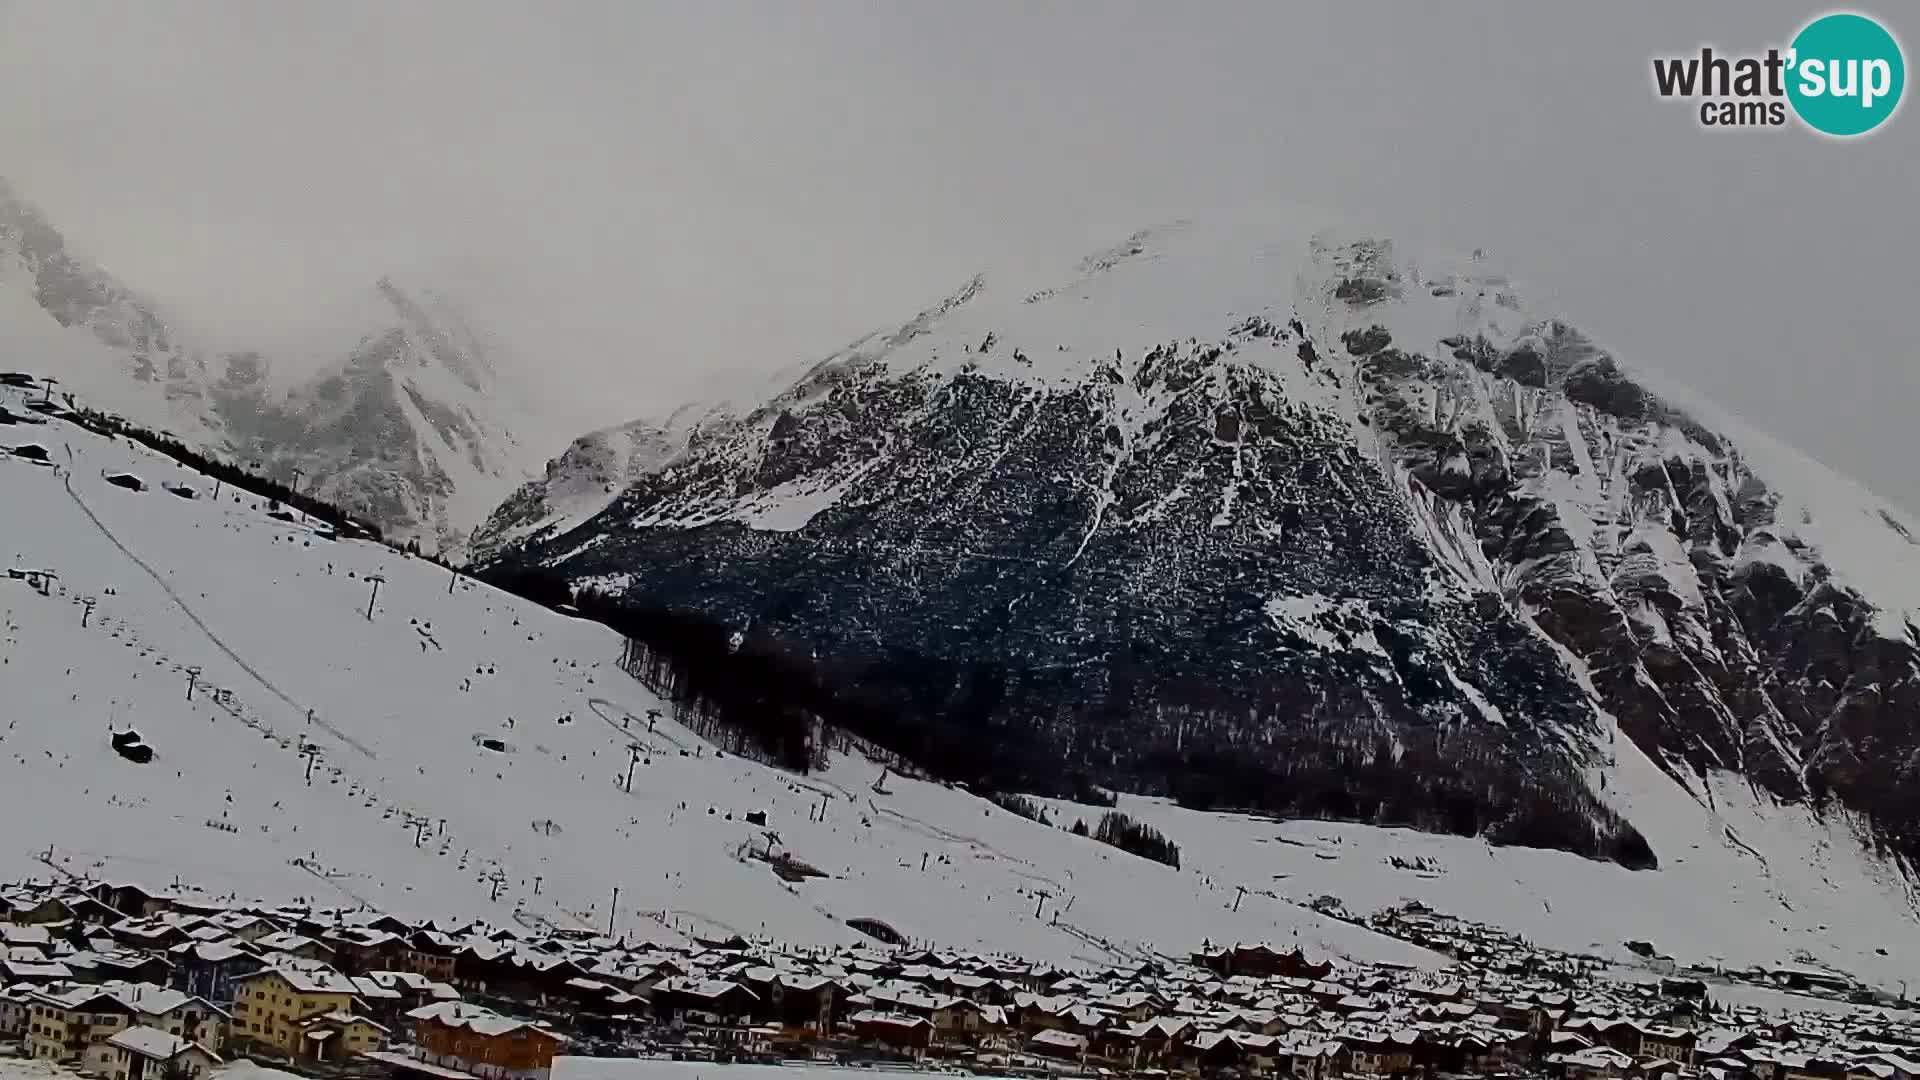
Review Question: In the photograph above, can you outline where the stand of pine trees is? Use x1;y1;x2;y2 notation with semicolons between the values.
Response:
477;569;1044;791
989;792;1051;825
607;604;818;771
1093;811;1181;869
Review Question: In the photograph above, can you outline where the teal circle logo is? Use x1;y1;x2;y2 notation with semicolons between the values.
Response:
1787;12;1905;136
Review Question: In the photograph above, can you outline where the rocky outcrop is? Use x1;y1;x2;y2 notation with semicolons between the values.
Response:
470;402;726;565
207;288;531;557
1326;237;1920;863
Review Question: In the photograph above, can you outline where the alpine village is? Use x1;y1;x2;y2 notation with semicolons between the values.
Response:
1;878;1916;1080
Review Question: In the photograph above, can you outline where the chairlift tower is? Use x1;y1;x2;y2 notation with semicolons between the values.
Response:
363;573;386;621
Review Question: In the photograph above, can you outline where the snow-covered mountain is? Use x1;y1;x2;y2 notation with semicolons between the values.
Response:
470;401;729;566
479;217;1920;890
0;176;540;556
207;277;542;559
4;374;1917;987
0;377;1442;970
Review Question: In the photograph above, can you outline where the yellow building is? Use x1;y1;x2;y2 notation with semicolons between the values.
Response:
26;982;225;1070
25;986;135;1066
231;966;368;1057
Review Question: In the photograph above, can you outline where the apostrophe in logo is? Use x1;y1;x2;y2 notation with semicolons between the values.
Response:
1786;13;1904;136
1651;11;1905;137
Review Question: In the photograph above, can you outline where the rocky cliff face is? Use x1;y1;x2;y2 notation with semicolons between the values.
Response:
206;278;536;557
470;401;727;565
0;177;218;434
0;178;537;555
484;218;1920;868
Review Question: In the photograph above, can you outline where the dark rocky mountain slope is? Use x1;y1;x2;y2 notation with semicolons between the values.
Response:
478;219;1920;870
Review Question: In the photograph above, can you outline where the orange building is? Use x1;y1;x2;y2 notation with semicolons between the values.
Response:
404;1002;564;1080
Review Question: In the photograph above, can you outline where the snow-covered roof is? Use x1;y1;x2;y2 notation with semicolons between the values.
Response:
362;1051;478;1080
241;965;358;996
107;1024;218;1063
406;1000;560;1041
254;932;328;953
849;1010;928;1028
1032;1029;1090;1049
301;1009;390;1033
168;940;251;963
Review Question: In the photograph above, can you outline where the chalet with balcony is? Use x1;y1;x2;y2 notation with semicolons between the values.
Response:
406;1000;565;1080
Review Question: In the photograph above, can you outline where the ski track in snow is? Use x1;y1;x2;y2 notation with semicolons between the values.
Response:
586;696;689;752
58;467;379;761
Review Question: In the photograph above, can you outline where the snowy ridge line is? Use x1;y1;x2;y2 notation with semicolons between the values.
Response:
55;464;378;761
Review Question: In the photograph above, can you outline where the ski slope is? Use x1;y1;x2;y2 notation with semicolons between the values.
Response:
0;380;1434;970
1054;737;1920;993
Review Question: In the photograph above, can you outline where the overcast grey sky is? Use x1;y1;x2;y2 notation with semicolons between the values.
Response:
2;2;1915;508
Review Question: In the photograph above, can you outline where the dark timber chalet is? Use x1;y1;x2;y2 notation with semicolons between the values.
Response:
1192;942;1335;980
